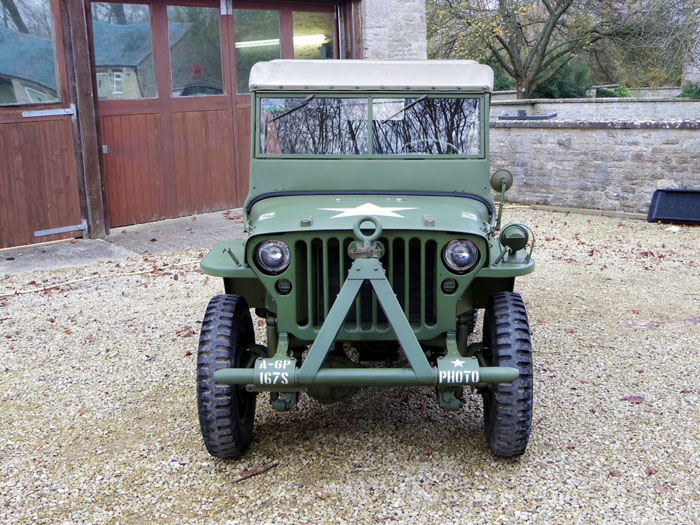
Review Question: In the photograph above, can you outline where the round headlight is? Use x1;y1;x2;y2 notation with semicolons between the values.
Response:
443;239;479;273
255;240;291;274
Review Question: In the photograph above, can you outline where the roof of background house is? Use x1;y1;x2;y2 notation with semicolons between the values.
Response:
91;20;190;67
0;25;58;91
249;60;495;92
0;21;191;91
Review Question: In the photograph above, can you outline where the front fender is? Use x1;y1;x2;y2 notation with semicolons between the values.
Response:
200;240;266;308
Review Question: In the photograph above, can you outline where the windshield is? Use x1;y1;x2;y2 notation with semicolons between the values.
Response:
260;97;369;155
258;95;481;157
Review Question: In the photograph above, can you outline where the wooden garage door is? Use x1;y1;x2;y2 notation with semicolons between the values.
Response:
93;0;337;227
0;0;83;249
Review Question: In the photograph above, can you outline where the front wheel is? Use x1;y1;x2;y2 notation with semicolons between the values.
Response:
481;292;533;457
197;294;257;459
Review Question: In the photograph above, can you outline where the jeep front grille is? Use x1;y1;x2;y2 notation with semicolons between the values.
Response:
293;236;438;330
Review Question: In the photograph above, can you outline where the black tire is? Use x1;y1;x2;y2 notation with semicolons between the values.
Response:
481;292;533;458
197;294;257;459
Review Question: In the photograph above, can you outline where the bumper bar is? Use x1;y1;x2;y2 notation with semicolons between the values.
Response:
213;361;519;388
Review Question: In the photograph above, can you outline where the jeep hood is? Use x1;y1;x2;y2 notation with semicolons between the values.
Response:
246;194;492;237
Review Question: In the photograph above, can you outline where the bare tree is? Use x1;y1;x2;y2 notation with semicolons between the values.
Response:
428;0;700;97
1;0;28;33
109;3;127;25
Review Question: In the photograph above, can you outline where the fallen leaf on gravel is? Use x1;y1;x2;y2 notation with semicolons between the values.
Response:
232;462;279;483
609;470;622;478
620;395;645;404
620;320;661;331
314;488;328;500
176;326;196;338
646;466;658;476
655;485;669;494
79;404;85;416
63;329;72;335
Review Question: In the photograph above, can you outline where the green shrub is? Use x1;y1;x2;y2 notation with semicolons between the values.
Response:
596;86;632;98
596;87;615;98
531;61;591;99
680;82;700;99
487;58;516;91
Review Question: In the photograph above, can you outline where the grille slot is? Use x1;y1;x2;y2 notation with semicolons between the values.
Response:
294;235;438;331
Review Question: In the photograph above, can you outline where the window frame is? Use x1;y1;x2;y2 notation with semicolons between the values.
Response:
112;71;123;95
254;91;487;160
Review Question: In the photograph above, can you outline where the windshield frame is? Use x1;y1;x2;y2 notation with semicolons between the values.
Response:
253;91;487;160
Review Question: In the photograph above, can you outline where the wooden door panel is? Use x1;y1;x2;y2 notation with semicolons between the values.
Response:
100;113;166;227
0;118;82;248
172;109;236;215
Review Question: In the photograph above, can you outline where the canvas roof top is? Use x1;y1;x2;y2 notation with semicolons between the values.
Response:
249;60;494;92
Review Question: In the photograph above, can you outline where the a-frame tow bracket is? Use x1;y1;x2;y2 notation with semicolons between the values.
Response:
213;216;519;388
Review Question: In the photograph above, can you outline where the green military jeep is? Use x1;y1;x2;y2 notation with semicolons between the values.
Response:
197;60;535;459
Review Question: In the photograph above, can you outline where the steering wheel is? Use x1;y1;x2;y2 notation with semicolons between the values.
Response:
402;138;460;154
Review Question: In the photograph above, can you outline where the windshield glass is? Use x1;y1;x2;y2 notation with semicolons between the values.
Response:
258;95;481;156
260;97;369;155
373;97;480;155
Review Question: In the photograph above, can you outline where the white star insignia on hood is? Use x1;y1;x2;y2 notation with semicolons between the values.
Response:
319;203;418;218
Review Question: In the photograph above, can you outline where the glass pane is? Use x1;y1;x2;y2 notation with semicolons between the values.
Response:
91;3;156;100
373;97;481;155
293;12;334;59
260;97;368;155
168;6;223;97
0;0;59;106
234;9;280;94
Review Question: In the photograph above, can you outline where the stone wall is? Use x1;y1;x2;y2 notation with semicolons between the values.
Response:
490;120;700;213
360;0;427;59
491;98;700;121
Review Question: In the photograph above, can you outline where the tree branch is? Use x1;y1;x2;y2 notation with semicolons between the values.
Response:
1;0;28;33
524;0;574;75
488;43;517;78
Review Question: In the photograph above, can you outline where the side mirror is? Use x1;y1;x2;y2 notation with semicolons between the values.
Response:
490;169;513;192
490;169;513;231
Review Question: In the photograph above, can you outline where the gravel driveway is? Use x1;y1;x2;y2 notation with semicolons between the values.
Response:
1;208;699;524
